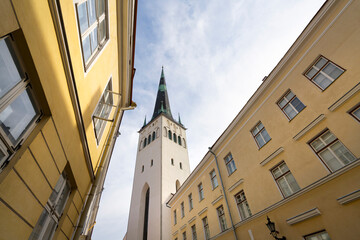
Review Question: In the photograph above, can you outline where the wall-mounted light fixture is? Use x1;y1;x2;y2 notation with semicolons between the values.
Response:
266;216;286;240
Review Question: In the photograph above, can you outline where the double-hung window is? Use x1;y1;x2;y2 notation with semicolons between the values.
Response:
209;169;218;189
191;225;197;240
29;173;71;240
217;205;227;232
93;79;113;144
181;201;185;218
202;217;210;240
76;0;108;68
188;193;193;211
304;230;331;240
251;122;271;148
224;153;236;175
0;36;42;170
271;162;300;197
198;183;204;201
309;130;356;172
304;56;344;90
235;191;252;220
182;231;187;240
277;90;305;120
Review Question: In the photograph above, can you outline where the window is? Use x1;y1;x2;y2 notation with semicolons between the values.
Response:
178;136;182;145
174;210;177;225
93;79;113;144
188;193;193;211
235;191;252;220
251;122;271;148
224;153;236;175
151;159;153;167
271;162;300;197
173;133;177;143
209;169;218;189
180;162;182;169
148;134;151;144
171;158;174;166
198;183;204;201
181;202;185;218
183;138;186;148
29;173;71;240
350;104;360;122
309;130;356;172
277;90;305;120
304;56;344;90
143;138;147;148
152;131;156;141
168;130;172;140
0;36;42;170
202;217;210;240
182;231;187;240
217;205;227;232
76;0;108;68
191;225;197;240
141;165;144;173
304;230;331;240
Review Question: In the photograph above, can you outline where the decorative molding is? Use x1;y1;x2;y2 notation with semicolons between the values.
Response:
328;82;360;111
228;179;244;192
188;216;196;224
293;114;326;140
211;195;223;205
198;207;208;216
286;208;321;225
260;147;284;166
234;158;360;229
172;230;178;236
337;189;360;205
180;224;187;230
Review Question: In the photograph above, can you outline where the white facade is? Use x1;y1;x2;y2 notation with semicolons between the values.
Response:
126;114;190;240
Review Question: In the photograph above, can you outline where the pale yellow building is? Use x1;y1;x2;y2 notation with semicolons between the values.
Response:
0;0;137;239
168;1;360;240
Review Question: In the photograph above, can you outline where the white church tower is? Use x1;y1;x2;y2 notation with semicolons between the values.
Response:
126;68;190;240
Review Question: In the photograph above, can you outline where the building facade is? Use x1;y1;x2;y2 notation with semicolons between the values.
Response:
168;1;360;240
126;68;191;240
0;0;137;239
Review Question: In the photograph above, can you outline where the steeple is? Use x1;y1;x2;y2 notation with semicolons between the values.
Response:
151;67;174;121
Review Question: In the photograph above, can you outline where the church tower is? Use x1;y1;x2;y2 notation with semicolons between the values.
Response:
126;68;191;240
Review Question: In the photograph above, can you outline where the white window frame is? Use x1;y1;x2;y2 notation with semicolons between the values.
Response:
217;205;227;232
188;193;193;211
251;122;271;148
271;161;300;198
174;210;177;225
277;90;306;120
235;190;252;220
202;217;210;240
224;153;236;175
191;224;197;240
198;183;204;201
209;169;218;189
350;104;360;122
304;230;331;240
181;201;185;218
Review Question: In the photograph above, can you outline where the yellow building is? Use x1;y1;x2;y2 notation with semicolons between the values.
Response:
0;0;137;239
168;1;360;240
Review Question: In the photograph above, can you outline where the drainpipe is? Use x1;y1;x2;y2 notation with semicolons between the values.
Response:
208;147;238;240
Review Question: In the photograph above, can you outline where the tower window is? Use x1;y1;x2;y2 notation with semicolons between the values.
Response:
144;138;147;148
148;135;151;144
180;162;182;169
152;131;156;141
171;158;174;165
168;130;172;140
151;159;153;167
173;133;177;143
142;165;144;172
178;136;181;145
183;138;186;148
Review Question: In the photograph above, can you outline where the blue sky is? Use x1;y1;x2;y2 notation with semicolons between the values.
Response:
92;0;325;239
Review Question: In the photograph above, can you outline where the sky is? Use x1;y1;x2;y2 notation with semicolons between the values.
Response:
92;0;325;239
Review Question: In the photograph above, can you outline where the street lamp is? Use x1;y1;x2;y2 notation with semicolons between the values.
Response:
266;216;286;240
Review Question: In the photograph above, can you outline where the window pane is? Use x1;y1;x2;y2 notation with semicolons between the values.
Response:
321;131;336;145
330;141;355;165
29;209;54;240
0;38;24;99
291;97;305;113
54;182;70;215
97;0;105;16
261;129;271;142
278;98;287;108
77;2;89;34
284;105;296;119
88;0;97;25
0;88;38;145
285;91;294;100
82;35;91;62
306;67;317;79
285;173;300;192
319;148;342;171
90;26;98;53
315;57;327;69
49;174;66;204
278;177;292;197
353;108;360;119
311;138;325;151
323;62;343;80
272;167;282;178
279;163;289;173
313;73;332;89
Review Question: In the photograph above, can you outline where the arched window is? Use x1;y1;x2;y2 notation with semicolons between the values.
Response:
173;133;177;143
168;130;172;140
140;140;143;150
142;165;144;172
144;138;147;148
178;136;181;145
171;158;174;166
180;162;182;169
148;135;151;144
163;127;167;137
151;159;153;167
156;128;160;138
152;131;156;141
176;180;180;191
183;138;186;148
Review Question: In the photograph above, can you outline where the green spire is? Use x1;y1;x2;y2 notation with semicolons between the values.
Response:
161;66;165;78
143;116;147;127
178;113;182;125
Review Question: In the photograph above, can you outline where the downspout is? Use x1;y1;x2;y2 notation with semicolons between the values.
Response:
208;148;238;240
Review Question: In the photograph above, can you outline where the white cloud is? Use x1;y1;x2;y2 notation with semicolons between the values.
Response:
92;0;325;239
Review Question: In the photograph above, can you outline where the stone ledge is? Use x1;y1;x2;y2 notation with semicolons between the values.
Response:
260;147;284;166
293;114;325;140
286;208;321;225
337;189;360;205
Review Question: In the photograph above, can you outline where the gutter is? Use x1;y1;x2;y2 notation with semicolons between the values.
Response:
208;148;238;240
